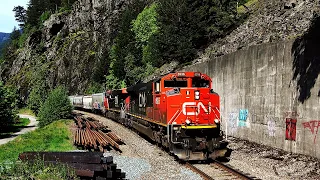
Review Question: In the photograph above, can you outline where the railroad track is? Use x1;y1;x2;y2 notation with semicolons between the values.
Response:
186;160;259;180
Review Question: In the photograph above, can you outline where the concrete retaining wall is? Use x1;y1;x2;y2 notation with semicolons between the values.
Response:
182;38;320;158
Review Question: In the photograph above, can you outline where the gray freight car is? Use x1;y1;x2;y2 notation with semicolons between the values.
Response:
74;95;84;108
92;93;106;113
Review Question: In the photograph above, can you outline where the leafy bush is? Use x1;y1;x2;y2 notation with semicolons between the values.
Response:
0;82;18;130
27;85;47;116
38;87;73;127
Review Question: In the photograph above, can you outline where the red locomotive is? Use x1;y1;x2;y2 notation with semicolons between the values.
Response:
104;72;231;160
70;72;231;160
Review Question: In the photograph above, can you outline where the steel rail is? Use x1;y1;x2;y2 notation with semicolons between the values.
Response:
211;160;254;180
185;162;214;180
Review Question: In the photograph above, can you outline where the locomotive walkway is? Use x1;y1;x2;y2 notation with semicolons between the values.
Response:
0;114;38;145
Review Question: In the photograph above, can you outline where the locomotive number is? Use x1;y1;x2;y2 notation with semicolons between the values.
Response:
182;102;210;116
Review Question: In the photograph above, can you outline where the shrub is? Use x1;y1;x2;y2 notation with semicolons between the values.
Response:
0;82;18;129
38;87;73;127
27;85;47;116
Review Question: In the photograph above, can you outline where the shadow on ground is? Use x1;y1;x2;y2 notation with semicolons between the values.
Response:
0;134;18;139
0;125;35;139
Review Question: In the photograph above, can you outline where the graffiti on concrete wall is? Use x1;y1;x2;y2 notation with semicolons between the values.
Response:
228;112;238;134
238;109;248;127
267;116;276;137
285;118;297;141
285;111;299;141
302;120;320;144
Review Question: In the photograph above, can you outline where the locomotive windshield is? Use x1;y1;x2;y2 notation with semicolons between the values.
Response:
164;80;188;87
192;78;210;88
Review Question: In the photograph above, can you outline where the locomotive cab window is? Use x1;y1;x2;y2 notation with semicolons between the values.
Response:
155;82;160;93
192;78;210;88
164;80;187;88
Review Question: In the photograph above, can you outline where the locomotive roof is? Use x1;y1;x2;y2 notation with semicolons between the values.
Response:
127;81;152;93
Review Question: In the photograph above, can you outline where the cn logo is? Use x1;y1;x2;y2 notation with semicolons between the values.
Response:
182;102;210;115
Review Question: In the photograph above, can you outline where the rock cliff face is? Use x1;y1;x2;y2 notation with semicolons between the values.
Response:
194;0;319;64
146;0;319;79
1;0;132;95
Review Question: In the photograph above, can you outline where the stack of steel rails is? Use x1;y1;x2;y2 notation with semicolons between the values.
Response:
73;114;124;152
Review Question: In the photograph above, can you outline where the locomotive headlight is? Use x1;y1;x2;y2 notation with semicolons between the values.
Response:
214;119;220;124
185;119;191;125
195;91;200;95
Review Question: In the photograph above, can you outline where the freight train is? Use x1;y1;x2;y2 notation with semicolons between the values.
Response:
69;72;231;161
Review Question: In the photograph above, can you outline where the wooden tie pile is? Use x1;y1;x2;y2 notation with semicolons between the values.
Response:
19;152;126;179
74;115;124;152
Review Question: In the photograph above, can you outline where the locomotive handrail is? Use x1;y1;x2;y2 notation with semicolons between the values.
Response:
168;110;184;144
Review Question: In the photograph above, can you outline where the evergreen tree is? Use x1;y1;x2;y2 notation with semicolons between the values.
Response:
156;0;239;63
26;0;47;26
13;6;27;28
105;0;146;89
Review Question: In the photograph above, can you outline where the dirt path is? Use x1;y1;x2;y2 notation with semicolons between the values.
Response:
0;114;38;146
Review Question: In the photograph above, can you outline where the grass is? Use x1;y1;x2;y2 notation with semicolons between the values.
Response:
18;108;36;117
237;0;259;14
15;118;30;127
0;120;76;163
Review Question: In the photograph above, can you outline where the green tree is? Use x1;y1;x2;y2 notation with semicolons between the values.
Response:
132;3;161;67
13;6;27;28
156;0;239;63
0;82;17;129
27;63;50;115
0;27;21;68
38;86;72;127
132;3;159;46
105;0;146;89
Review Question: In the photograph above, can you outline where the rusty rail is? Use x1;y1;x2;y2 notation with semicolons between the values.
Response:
211;160;255;180
73;115;123;152
185;162;214;180
186;161;256;180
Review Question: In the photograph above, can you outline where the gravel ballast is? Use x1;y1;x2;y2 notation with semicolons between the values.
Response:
193;137;320;180
75;110;202;180
75;111;320;180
